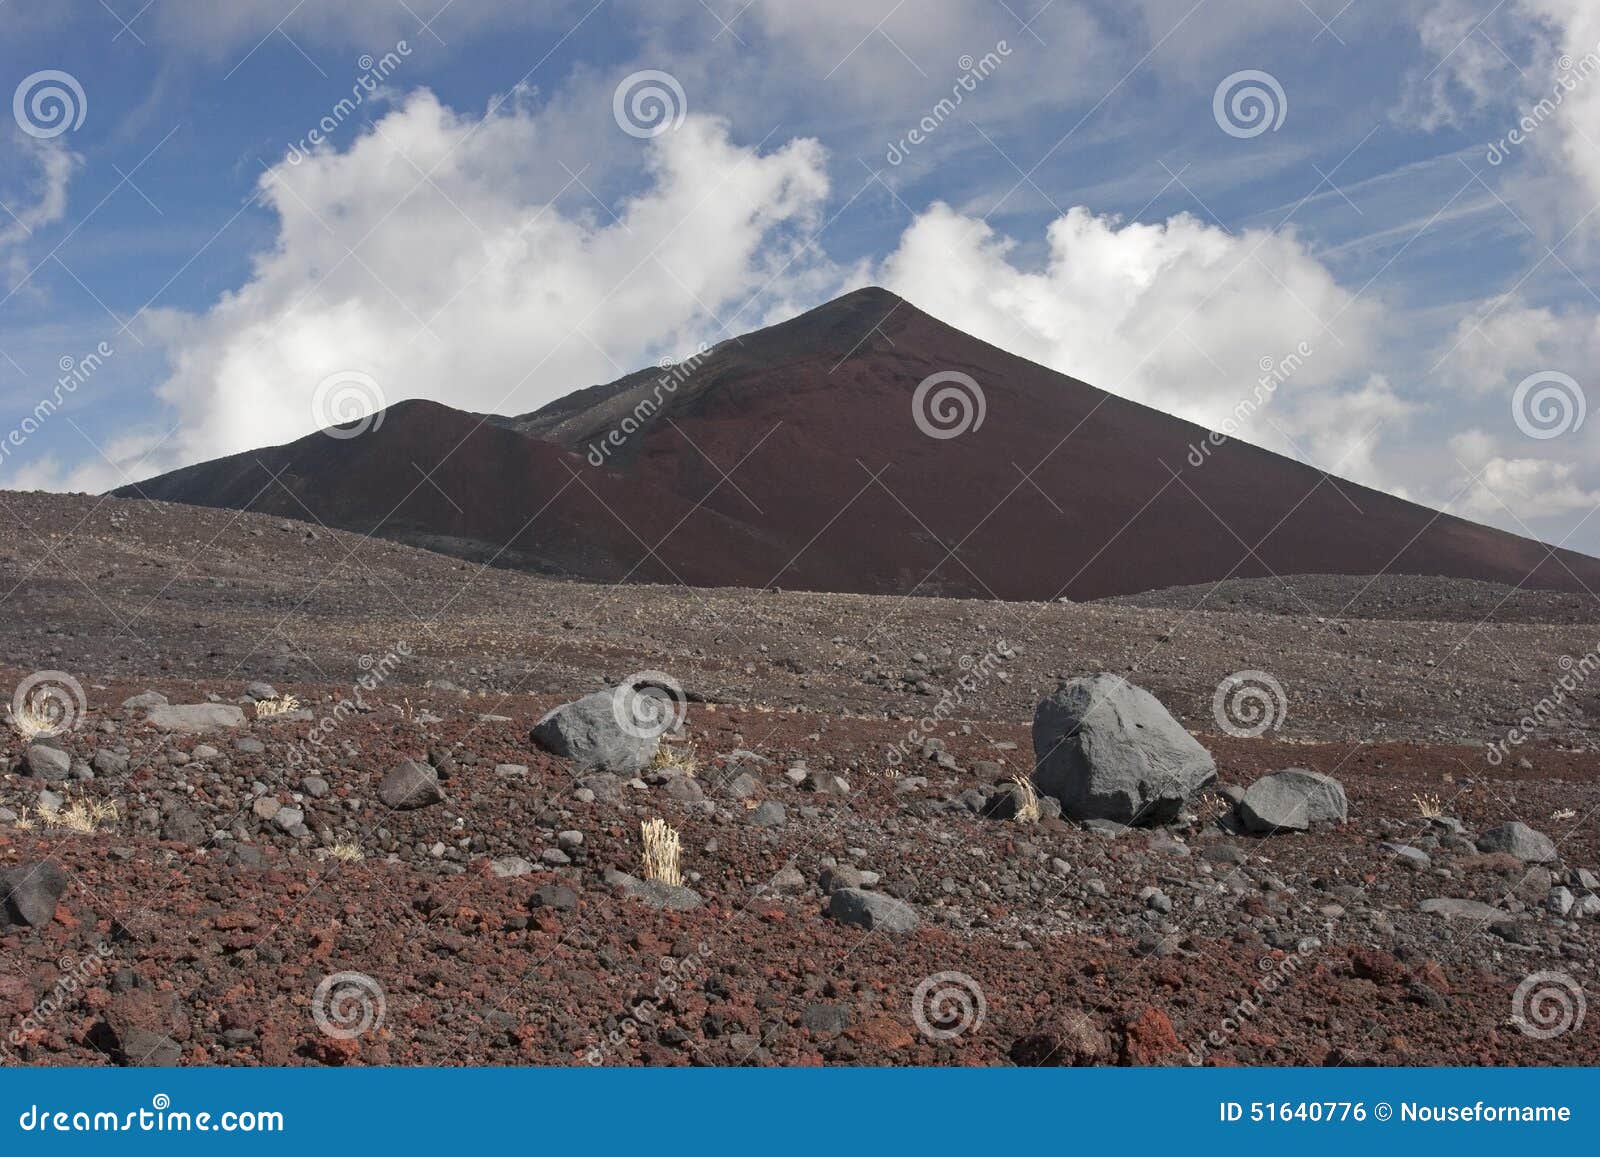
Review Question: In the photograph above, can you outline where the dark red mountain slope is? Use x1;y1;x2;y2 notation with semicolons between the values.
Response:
114;287;1600;601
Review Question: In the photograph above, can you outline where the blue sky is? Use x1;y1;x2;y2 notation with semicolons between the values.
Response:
3;0;1599;556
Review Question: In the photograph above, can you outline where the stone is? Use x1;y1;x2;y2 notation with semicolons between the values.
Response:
301;775;330;798
251;796;282;822
1573;894;1600;919
1419;897;1504;921
801;1004;852;1034
378;761;444;811
819;865;864;892
604;869;701;910
90;749;129;776
191;744;220;761
1475;822;1557;864
1382;842;1432;870
801;771;851;796
768;865;806;893
1237;769;1348;834
22;744;70;782
272;806;305;833
245;681;278;701
529;884;579;910
531;686;662;774
146;704;247;733
712;769;760;799
1031;674;1215;825
0;861;69;928
121;691;168;709
1548;886;1575;916
827;887;918;933
489;856;535;879
750;800;787;828
161;808;208;845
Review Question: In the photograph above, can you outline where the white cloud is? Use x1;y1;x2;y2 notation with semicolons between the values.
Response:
139;89;833;473
1436;302;1600;394
1398;0;1519;130
875;201;1402;485
0;136;77;289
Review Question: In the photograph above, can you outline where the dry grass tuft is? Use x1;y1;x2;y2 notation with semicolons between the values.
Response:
1412;792;1444;819
254;694;302;719
1011;774;1041;823
1551;807;1577;822
328;839;365;862
640;817;683;887
651;742;698;777
39;796;118;834
10;703;62;741
12;807;36;832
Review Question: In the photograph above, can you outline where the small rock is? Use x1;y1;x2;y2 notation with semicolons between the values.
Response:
22;744;70;782
827;887;918;933
0;861;69;928
1475;822;1557;864
1237;769;1348;834
750;800;787;828
378;761;444;811
490;856;535;879
145;704;247;733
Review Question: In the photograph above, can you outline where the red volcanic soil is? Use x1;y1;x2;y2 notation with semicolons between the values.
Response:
114;287;1600;600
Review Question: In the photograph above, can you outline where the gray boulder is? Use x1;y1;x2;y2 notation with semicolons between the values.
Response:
1237;769;1348;834
22;743;71;782
1475;821;1557;864
146;703;246;733
0;861;69;928
827;887;919;934
1031;675;1216;825
531;687;660;774
378;760;444;811
121;691;168;709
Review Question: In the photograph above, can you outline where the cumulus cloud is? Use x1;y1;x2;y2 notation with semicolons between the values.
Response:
875;202;1403;487
138;89;833;473
1448;434;1600;522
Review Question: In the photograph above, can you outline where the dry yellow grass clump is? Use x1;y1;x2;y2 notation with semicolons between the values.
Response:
1011;774;1041;823
328;840;365;862
640;817;682;887
10;704;61;741
1412;792;1444;819
254;694;302;719
39;796;119;834
650;742;698;777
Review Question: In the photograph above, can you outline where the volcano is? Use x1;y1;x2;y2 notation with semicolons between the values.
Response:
113;287;1600;600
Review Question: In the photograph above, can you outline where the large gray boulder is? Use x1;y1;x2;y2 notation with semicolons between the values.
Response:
145;703;246;733
0;861;69;928
1031;675;1215;825
1237;768;1348;833
531;686;661;773
1475;821;1557;864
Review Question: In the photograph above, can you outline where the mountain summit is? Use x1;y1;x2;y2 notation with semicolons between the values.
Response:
114;289;1600;600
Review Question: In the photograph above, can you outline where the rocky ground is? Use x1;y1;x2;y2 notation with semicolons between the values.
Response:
1;490;1597;1066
